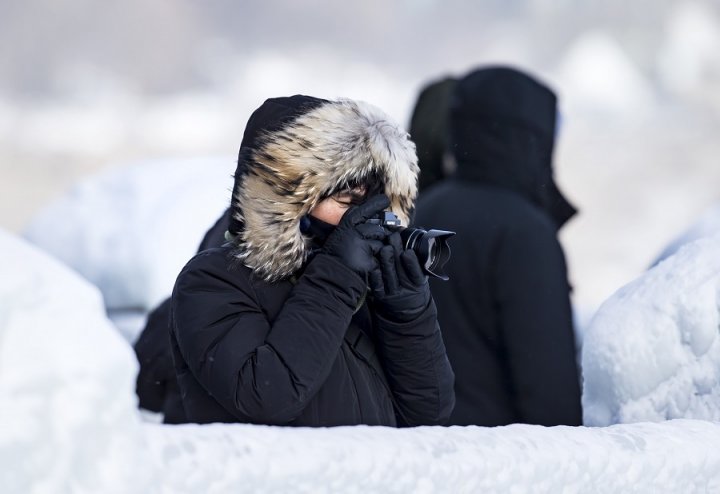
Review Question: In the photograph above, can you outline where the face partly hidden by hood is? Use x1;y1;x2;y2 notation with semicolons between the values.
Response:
229;95;419;282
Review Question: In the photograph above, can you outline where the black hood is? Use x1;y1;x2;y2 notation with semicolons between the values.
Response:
409;77;457;192
448;66;577;228
228;95;419;281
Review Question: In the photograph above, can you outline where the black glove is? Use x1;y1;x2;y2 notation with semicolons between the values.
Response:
322;194;390;278
369;231;431;322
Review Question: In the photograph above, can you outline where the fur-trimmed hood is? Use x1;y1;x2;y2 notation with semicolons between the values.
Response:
231;97;419;281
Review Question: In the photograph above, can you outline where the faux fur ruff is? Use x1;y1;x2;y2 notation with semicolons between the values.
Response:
232;98;419;281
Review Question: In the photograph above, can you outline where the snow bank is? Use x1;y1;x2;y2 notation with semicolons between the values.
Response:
145;420;720;493
583;234;720;426
23;156;233;312
4;227;720;493
0;230;152;493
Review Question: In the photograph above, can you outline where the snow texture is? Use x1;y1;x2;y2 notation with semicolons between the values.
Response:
583;234;720;426
3;227;720;492
145;420;720;494
23;156;233;312
0;230;153;493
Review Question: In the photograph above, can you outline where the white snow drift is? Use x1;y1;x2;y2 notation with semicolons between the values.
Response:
0;230;152;493
23;156;233;313
583;234;720;426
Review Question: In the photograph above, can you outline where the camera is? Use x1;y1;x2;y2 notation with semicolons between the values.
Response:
367;211;455;280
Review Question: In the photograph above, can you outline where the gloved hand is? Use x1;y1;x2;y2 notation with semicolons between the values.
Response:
369;230;431;322
322;194;390;279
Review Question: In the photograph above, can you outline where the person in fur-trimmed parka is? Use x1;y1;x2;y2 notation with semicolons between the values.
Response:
169;95;455;426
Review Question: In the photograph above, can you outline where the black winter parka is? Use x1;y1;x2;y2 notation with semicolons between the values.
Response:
416;183;580;426
169;245;455;426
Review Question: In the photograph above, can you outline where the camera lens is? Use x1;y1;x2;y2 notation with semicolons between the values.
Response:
400;228;455;280
429;240;438;261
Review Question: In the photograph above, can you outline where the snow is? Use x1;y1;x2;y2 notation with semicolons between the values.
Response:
22;157;233;343
658;2;720;102
651;202;720;267
146;420;720;493
23;156;232;313
554;30;655;118
0;230;152;493
583;234;720;426
5;203;720;490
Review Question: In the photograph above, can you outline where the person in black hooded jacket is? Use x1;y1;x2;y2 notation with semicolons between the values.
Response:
414;66;582;427
168;95;455;427
409;76;457;192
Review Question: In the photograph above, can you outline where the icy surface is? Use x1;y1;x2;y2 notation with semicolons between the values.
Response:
583;234;720;426
23;156;233;311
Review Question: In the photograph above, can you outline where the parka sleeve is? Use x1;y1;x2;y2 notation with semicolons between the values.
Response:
372;300;456;426
171;249;366;425
134;297;174;413
494;218;582;426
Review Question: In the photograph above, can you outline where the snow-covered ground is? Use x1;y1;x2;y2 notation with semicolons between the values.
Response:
5;157;720;491
147;420;720;493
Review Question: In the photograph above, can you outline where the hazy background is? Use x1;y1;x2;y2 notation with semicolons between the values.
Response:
2;0;720;313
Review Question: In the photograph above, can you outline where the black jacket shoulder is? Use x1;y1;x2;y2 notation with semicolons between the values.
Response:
415;180;581;426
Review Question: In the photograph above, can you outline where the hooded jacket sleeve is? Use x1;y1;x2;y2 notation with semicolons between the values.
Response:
171;248;366;425
372;300;456;426
133;298;174;413
494;217;582;426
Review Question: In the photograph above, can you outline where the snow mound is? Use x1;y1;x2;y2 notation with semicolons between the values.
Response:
582;234;720;426
0;229;152;493
23;156;233;311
